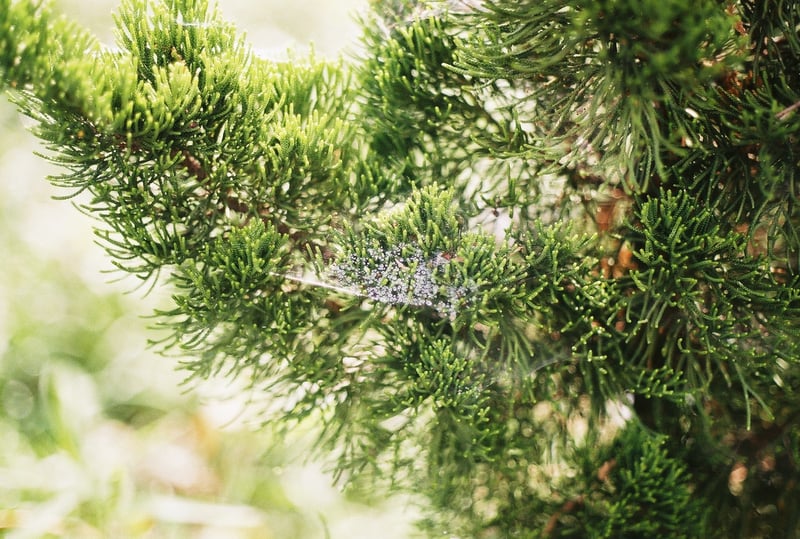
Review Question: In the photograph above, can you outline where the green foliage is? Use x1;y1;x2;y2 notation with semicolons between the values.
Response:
3;0;358;281
3;0;800;537
356;7;544;219
624;189;800;409
569;425;707;539
161;220;299;379
453;0;745;184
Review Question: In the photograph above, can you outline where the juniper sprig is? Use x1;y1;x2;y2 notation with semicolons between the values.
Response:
3;0;800;537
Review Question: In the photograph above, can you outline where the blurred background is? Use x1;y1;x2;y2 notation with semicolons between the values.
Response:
0;1;421;537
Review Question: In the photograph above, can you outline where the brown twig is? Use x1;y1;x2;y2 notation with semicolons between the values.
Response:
776;100;800;121
543;495;585;537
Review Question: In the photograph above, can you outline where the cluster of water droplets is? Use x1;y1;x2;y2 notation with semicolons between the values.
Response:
330;242;475;317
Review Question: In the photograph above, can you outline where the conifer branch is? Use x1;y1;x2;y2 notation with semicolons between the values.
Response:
2;0;800;537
